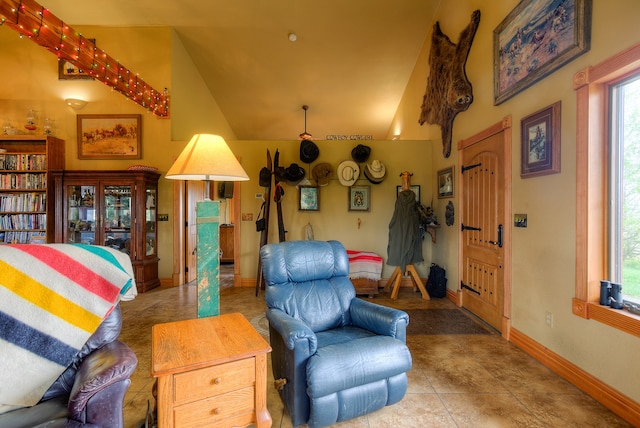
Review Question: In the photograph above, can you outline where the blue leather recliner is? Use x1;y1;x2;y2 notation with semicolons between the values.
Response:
260;240;412;427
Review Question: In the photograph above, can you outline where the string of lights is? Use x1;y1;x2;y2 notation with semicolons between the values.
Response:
0;0;169;117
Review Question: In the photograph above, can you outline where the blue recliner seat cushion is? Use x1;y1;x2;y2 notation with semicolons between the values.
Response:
306;335;412;398
315;325;376;348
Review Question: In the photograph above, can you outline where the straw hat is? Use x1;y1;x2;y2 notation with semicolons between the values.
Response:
312;163;333;186
364;160;386;184
337;160;360;186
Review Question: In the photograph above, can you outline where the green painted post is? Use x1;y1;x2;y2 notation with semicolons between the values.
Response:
196;199;220;318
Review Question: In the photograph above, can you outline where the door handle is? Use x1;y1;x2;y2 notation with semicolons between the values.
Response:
488;224;503;247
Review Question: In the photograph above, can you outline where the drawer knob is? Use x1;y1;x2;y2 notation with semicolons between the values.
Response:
212;377;222;385
212;407;221;415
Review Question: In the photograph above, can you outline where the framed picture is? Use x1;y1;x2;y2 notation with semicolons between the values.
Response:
77;114;142;159
437;167;454;198
493;0;591;104
521;101;561;178
58;39;96;80
348;185;370;212
58;59;95;80
299;186;319;211
397;185;420;202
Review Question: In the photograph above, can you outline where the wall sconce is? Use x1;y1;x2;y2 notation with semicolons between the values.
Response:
165;134;249;317
64;98;88;110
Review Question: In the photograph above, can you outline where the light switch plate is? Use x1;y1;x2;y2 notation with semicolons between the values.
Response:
514;213;527;228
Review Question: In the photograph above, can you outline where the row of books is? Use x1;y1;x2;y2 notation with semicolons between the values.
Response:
0;173;47;190
0;213;47;230
0;193;46;212
0;230;46;244
0;154;47;171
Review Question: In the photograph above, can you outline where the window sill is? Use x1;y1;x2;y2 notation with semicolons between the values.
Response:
573;298;640;338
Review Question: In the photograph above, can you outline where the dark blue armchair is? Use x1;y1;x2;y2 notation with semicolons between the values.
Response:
260;240;412;427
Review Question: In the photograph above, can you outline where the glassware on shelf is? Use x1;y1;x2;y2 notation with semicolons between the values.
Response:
25;109;37;131
43;118;53;135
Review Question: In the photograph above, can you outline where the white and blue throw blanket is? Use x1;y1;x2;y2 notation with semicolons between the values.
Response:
0;244;135;413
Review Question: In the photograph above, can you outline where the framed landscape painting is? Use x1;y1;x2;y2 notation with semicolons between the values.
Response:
494;0;591;104
77;114;141;159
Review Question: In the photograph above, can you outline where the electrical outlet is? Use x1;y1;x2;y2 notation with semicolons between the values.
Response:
545;311;553;327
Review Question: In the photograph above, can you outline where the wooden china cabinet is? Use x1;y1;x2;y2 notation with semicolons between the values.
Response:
52;169;161;292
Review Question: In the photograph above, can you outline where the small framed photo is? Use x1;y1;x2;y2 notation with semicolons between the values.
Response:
437;167;454;198
58;59;95;80
397;185;420;202
349;185;370;212
77;114;142;159
299;186;319;211
520;101;561;178
58;39;96;80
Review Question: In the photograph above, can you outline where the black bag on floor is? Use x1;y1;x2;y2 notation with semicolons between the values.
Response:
426;263;447;298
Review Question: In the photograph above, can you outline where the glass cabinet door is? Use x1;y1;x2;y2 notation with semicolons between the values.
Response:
145;184;157;256
103;185;132;254
67;185;96;244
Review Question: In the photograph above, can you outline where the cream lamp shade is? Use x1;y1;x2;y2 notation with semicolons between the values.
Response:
165;134;249;182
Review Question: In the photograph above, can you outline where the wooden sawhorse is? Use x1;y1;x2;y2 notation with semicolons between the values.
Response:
385;264;430;300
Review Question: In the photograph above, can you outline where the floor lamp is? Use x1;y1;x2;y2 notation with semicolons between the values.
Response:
166;134;249;317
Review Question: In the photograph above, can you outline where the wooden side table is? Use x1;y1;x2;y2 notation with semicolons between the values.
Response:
151;313;272;427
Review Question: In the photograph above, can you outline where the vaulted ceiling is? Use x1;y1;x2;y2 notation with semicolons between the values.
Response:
43;0;440;140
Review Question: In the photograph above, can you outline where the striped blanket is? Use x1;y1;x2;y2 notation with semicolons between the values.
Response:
0;244;134;412
347;250;383;281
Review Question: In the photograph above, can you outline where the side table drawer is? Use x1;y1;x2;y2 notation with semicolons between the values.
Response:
174;386;255;427
173;358;255;404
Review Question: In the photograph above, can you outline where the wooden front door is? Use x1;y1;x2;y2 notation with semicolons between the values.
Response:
459;118;511;333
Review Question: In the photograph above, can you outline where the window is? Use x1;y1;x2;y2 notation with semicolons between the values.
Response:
574;43;640;338
610;76;640;313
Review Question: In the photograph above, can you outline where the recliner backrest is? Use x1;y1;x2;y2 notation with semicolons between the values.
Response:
261;240;355;333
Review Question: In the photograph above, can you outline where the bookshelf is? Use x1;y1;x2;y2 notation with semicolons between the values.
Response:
0;135;65;243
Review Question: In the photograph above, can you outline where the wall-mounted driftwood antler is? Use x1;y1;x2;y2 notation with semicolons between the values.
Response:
419;10;481;158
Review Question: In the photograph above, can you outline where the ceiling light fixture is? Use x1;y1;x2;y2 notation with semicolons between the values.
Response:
299;105;312;140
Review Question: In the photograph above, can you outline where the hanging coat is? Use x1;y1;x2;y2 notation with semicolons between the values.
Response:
387;189;423;271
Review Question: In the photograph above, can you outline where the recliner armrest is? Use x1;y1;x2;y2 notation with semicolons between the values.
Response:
349;299;409;342
266;309;318;354
67;340;138;420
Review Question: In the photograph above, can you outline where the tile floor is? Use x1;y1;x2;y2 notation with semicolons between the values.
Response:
119;273;632;427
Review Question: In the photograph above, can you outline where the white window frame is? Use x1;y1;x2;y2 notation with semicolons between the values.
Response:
609;76;640;313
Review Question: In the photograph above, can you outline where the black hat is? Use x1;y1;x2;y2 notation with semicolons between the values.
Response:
259;166;271;187
300;139;320;163
285;163;306;184
351;144;371;163
274;166;287;183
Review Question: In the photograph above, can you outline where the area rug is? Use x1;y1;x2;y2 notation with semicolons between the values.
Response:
250;314;270;338
405;309;493;335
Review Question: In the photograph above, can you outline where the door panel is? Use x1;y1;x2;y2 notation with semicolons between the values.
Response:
460;131;506;331
185;182;206;283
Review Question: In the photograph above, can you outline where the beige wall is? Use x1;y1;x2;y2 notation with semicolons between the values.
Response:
2;0;639;408
392;0;640;403
228;139;434;281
